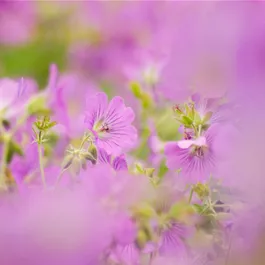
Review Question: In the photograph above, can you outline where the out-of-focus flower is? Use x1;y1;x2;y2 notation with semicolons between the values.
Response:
0;79;22;112
161;2;253;101
46;64;97;139
0;78;35;119
141;178;192;260
0;1;36;45
124;49;168;102
85;92;137;154
0;188;112;265
10;143;38;189
110;243;140;265
190;93;233;126
109;214;140;265
68;1;167;86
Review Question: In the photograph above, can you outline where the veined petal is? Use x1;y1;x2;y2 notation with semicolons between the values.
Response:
85;92;108;129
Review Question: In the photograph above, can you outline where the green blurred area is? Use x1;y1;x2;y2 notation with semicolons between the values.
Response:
0;2;76;87
0;41;67;88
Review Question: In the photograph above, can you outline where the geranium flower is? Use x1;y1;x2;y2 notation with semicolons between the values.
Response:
85;92;137;154
165;125;218;183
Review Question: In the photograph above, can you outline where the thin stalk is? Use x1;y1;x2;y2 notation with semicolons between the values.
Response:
37;142;46;188
191;123;198;137
225;230;233;265
79;134;91;150
188;187;194;204
198;124;202;137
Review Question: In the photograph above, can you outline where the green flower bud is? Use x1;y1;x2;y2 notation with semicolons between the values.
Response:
193;183;210;200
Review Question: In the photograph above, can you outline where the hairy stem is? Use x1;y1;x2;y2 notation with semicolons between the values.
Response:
37;142;46;188
79;134;91;150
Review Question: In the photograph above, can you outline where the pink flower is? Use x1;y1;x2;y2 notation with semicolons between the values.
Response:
85;92;137;154
46;64;97;139
165;125;218;183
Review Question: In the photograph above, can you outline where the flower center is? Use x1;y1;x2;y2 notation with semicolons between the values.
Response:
192;145;208;158
94;120;110;134
99;122;110;133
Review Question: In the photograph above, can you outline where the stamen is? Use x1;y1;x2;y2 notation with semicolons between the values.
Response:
184;129;192;140
99;123;110;132
192;146;206;157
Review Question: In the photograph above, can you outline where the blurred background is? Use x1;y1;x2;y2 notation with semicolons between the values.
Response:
1;1;264;93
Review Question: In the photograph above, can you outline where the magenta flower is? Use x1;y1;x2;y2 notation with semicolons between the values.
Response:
85;92;137;154
165;125;219;183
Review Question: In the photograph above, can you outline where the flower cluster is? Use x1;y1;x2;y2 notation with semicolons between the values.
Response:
0;63;251;265
0;2;265;265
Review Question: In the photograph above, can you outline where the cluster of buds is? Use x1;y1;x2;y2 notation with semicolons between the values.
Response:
32;116;57;145
173;101;213;138
62;132;97;176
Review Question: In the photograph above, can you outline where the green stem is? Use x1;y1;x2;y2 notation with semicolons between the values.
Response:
188;187;194;204
79;134;91;150
198;124;202;137
37;143;46;188
191;123;198;137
